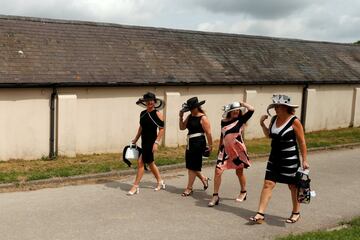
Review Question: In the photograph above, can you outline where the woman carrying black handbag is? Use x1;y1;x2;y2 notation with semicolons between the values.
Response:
249;94;310;224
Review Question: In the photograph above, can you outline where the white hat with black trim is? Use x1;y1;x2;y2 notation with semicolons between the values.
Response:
266;94;299;115
222;102;245;118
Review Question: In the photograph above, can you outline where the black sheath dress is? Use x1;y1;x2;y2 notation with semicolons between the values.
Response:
185;115;206;171
140;110;164;164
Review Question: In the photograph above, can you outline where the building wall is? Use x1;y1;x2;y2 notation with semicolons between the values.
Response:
305;85;359;132
0;88;51;160
0;84;359;160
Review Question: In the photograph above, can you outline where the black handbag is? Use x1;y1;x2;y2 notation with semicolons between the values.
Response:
296;171;311;204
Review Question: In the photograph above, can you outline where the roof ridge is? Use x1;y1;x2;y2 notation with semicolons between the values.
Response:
0;14;357;46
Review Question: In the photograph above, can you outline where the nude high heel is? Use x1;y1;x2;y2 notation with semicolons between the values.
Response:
127;185;139;195
208;193;220;207
154;180;166;191
235;191;247;202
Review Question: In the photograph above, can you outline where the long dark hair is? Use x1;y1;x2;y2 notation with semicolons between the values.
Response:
287;106;296;115
197;106;205;114
226;109;243;119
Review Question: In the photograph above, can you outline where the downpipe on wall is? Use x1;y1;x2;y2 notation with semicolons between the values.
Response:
300;84;309;131
49;87;58;159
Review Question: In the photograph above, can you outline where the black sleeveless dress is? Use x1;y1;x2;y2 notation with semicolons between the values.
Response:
265;115;300;184
185;115;206;171
139;110;164;164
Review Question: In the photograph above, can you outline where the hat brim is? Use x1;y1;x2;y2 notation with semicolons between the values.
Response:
222;107;246;118
181;100;205;112
136;98;165;110
266;103;299;115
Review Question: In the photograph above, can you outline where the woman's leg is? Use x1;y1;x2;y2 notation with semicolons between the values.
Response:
129;157;145;192
208;168;223;206
148;161;162;183
213;167;224;194
149;161;166;190
195;171;209;186
254;180;276;218
287;184;301;221
183;169;196;194
236;168;247;201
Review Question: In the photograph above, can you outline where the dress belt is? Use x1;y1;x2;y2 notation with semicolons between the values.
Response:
187;133;205;139
186;133;205;150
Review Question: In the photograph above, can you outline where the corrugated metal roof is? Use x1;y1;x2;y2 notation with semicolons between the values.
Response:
1;15;360;87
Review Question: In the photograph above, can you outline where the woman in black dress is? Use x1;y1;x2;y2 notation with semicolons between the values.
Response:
179;97;213;196
127;92;166;195
250;94;309;224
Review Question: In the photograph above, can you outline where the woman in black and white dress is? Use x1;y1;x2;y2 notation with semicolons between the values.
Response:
250;94;309;224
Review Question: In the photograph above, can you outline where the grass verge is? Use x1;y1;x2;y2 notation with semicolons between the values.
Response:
0;127;359;184
276;216;360;240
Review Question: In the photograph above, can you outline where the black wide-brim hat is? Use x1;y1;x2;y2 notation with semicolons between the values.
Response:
136;92;165;110
181;97;206;112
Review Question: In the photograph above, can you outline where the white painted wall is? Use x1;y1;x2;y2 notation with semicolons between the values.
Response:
0;88;51;160
57;94;77;157
305;85;356;132
0;84;358;160
351;88;360;127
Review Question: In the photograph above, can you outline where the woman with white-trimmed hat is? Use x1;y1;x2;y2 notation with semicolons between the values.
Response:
127;92;166;195
208;101;255;207
249;94;309;224
179;97;213;197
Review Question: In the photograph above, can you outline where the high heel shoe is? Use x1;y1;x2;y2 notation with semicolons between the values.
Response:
286;212;300;223
235;190;247;202
208;193;220;207
203;177;211;191
154;180;166;191
181;188;193;197
127;185;139;195
249;212;265;224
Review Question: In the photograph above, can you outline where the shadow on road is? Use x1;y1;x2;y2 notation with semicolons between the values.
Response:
103;180;286;227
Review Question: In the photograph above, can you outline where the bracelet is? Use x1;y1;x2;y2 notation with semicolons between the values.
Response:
154;140;160;145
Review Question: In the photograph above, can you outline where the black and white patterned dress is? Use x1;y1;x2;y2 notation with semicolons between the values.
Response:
265;115;300;184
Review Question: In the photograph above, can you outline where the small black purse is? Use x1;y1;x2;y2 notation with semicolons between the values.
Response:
296;170;311;204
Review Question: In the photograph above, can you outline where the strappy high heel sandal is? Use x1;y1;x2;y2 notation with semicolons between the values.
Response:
235;190;247;202
286;212;300;223
249;212;265;224
208;193;220;207
154;180;166;191
203;177;211;190
181;188;193;197
127;185;139;196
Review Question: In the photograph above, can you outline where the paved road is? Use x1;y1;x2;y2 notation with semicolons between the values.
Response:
1;147;360;240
